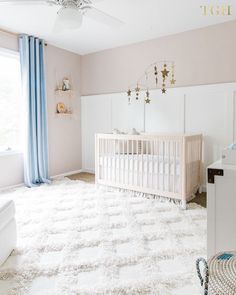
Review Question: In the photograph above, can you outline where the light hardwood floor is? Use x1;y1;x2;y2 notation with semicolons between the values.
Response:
68;172;95;183
68;172;206;208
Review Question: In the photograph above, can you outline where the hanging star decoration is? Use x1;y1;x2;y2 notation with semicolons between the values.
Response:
162;87;166;94
154;65;158;86
170;78;176;85
170;63;176;85
145;90;151;104
135;85;140;100
161;64;169;94
127;89;132;104
161;64;169;79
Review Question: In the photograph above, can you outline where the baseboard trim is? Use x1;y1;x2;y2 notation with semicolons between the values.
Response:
0;169;85;191
0;182;24;192
51;169;83;179
81;168;95;174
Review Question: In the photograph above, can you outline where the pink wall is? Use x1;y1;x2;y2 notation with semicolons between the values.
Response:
0;31;82;188
46;45;82;177
81;20;236;96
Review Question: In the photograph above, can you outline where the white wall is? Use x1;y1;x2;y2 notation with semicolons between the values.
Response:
81;83;236;183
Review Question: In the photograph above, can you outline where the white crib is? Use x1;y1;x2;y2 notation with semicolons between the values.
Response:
95;133;202;208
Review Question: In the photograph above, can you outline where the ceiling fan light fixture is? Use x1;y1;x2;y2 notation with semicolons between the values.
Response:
57;7;83;29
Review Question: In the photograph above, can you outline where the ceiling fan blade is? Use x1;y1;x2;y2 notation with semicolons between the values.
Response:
0;0;47;4
85;7;124;28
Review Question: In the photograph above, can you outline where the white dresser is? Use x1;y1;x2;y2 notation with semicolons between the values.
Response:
207;161;236;258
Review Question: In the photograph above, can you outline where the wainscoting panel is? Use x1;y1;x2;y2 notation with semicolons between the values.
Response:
81;83;236;181
185;86;234;181
111;92;145;132
145;88;185;133
81;94;112;173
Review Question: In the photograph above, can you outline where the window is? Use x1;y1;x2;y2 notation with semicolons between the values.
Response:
0;48;22;153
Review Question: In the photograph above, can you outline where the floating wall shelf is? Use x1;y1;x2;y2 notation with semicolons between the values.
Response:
55;89;74;96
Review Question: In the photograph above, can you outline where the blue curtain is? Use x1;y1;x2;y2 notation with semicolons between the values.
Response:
19;34;50;187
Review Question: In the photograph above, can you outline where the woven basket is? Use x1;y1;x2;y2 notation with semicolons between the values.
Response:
196;252;236;295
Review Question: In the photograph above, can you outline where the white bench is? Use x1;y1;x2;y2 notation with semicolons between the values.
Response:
0;200;16;266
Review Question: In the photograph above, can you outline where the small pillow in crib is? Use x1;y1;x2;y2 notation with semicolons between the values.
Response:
129;128;140;135
113;129;122;134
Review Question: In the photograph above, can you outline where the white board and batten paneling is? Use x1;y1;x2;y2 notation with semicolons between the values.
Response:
81;95;112;173
81;82;236;183
81;92;144;172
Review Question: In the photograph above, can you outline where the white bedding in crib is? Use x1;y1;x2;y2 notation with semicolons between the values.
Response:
99;155;181;193
99;154;181;175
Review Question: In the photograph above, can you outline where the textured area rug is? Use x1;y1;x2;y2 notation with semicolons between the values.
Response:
0;179;206;295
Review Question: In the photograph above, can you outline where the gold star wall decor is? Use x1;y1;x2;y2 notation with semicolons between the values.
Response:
127;61;176;104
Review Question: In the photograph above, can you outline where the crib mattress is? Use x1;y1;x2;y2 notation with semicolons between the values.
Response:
99;155;181;193
99;154;181;175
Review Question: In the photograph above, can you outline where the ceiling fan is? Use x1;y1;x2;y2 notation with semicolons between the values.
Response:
0;0;124;31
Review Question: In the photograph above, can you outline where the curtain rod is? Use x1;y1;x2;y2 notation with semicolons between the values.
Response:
0;28;48;46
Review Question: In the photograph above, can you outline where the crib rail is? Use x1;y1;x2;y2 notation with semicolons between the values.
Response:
95;133;202;205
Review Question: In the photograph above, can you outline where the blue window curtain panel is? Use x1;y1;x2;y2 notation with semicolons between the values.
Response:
19;34;50;187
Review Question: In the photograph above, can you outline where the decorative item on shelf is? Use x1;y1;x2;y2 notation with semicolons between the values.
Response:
126;60;176;104
55;78;72;94
56;102;72;115
62;78;71;91
57;102;66;113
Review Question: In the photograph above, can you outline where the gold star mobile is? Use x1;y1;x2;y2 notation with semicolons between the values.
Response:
126;61;176;104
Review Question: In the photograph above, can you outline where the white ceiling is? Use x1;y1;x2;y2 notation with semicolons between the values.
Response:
0;0;235;55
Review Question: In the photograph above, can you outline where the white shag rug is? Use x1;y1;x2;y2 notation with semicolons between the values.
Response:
0;179;206;295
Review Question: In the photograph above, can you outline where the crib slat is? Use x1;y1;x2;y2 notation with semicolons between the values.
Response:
137;140;139;186
168;141;170;192
173;141;176;193
122;140;125;184
132;140;134;186
151;140;154;189
146;140;148;188
162;141;165;191
127;140;129;185
157;140;159;190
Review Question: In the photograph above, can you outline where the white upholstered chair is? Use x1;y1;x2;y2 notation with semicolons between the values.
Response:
0;200;16;266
